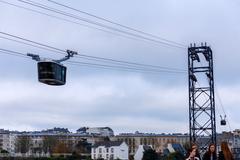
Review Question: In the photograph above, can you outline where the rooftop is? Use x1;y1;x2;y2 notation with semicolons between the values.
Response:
92;141;124;148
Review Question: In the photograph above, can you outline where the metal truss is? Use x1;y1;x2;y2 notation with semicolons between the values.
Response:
188;43;216;152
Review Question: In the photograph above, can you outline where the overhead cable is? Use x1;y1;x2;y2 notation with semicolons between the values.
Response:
75;54;186;72
0;0;186;49
0;47;186;74
68;60;186;74
215;86;232;131
47;0;186;48
0;0;148;45
0;48;29;59
16;0;186;49
0;31;65;53
0;31;186;72
0;36;64;55
66;61;183;75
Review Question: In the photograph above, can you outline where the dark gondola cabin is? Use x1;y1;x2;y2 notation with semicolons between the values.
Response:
221;119;226;126
38;61;66;85
220;115;227;126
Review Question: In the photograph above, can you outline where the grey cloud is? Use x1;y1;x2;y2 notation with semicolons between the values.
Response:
0;0;240;133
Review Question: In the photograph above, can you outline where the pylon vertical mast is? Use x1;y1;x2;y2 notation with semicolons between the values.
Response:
188;43;216;152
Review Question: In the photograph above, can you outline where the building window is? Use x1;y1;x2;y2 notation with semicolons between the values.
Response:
144;138;147;145
129;139;132;145
152;138;154;144
110;154;114;159
111;148;114;153
106;148;109;153
99;148;102;153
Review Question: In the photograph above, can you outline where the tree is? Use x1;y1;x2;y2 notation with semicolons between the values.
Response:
74;138;91;154
53;141;70;154
142;148;158;160
15;135;32;153
0;149;9;153
42;136;58;154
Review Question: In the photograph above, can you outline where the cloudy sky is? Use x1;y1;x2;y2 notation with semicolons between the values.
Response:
0;0;239;134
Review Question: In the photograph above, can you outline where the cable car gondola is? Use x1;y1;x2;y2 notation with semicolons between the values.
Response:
38;61;66;85
220;115;226;126
27;50;77;86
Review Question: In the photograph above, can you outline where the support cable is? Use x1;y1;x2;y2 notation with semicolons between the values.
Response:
0;0;186;49
0;0;146;44
0;36;64;55
215;86;232;131
75;54;186;72
0;47;187;75
66;61;181;75
16;0;185;49
0;48;30;59
0;32;187;72
47;0;186;48
0;31;65;53
196;50;231;132
68;60;186;74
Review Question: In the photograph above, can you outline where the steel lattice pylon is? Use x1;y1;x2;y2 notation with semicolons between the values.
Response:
188;43;216;153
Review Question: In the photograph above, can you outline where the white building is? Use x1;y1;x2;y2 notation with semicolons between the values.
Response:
0;132;18;155
91;141;128;160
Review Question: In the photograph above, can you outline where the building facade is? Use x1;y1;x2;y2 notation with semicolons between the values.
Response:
111;132;189;156
86;127;114;137
1;127;240;159
91;141;128;160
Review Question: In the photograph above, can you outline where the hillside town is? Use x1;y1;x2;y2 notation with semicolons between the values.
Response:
0;127;240;159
